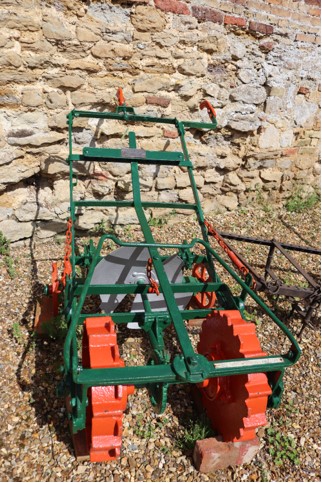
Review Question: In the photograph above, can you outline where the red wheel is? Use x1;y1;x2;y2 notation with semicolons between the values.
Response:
191;263;217;309
197;310;271;442
82;317;134;462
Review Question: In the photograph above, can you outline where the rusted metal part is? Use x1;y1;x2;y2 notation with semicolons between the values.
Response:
217;231;321;333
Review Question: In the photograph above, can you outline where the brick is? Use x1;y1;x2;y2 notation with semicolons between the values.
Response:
259;40;275;52
269;5;291;17
315;35;321;44
154;0;190;15
298;86;310;95
227;0;247;5
296;33;316;42
146;95;171;107
163;128;178;138
304;0;320;6
191;5;224;24
283;147;298;157
193;436;260;473
249;21;274;35
224;15;246;27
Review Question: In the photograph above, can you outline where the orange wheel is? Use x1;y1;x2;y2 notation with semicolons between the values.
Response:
197;310;271;442
191;263;217;309
82;317;134;462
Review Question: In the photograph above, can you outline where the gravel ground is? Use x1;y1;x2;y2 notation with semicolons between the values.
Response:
0;204;320;482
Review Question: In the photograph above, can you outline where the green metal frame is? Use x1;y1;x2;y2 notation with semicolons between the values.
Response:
60;103;301;434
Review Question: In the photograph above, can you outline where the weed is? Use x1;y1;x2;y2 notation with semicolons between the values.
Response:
149;216;167;228
12;322;23;344
266;425;300;466
176;417;215;452
0;231;10;256
41;315;68;340
243;308;262;326
134;414;155;439
91;219;112;236
285;191;320;213
5;256;16;279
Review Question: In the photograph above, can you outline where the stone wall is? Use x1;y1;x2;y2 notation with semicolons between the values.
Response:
0;0;320;242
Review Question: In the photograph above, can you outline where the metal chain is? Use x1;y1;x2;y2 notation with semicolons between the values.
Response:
61;218;72;287
146;258;160;295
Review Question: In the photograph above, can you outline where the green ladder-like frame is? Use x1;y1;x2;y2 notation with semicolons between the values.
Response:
61;101;301;434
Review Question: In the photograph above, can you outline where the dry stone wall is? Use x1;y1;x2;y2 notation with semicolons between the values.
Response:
0;0;320;241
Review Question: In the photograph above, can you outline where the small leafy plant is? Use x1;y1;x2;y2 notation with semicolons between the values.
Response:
0;231;16;278
266;425;300;466
12;322;23;344
176;417;215;452
285;191;320;213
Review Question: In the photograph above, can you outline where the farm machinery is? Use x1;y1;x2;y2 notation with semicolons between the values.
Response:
36;90;302;462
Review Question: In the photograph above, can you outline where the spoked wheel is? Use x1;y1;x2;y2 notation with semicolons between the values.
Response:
82;317;134;462
190;263;217;309
197;310;272;442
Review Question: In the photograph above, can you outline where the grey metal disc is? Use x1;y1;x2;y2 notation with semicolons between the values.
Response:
90;246;192;328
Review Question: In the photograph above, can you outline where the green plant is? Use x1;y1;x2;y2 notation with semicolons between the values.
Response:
176;418;215;452
0;231;10;256
243;308;261;326
12;322;23;344
41;315;68;340
149;216;167;228
285;191;320;213
266;425;300;466
91;219;112;235
134;414;155;439
5;256;16;279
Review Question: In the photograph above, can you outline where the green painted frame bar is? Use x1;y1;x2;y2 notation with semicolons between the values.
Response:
75;355;292;386
73;200;197;211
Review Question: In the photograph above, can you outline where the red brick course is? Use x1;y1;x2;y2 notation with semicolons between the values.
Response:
192;5;224;24
249;21;274;35
154;0;190;15
163;128;178;138
146;95;171;108
224;15;247;27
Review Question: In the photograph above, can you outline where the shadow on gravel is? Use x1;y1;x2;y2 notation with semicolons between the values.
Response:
14;177;74;458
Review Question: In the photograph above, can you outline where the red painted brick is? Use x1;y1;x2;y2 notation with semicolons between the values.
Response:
249;21;274;35
283;147;298;156
146;95;171;108
193;436;260;473
304;0;320;6
224;15;246;27
259;40;275;52
154;0;190;15
298;86;310;95
163;128;178;138
192;5;224;24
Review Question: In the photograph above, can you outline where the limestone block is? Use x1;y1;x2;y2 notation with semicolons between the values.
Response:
0;11;41;32
48;111;70;130
202;198;226;214
178;80;200;97
8;132;65;147
36;221;66;239
50;75;85;90
22;89;43;107
280;130;294;148
203;169;223;184
156;176;176;190
238;68;266;86
217;193;238;210
178;59;206;77
230;41;246;60
91;179;115;197
46;91;67;109
76;27;100;42
294;100;318;127
219;103;261;132
107;163;131;177
176;173;190;188
42;15;73;40
133;76;170;93
224;171;245;189
0;52;22;68
216;155;242;172
258;125;280;150
41;156;69;177
0;157;40;189
110;208;138;226
0;219;33;242
92;40;133;59
131;6;167;32
71;91;97;106
158;190;179;203
69;59;101;73
14;202;52;222
231;85;267;105
260;169;283;183
0;147;24;166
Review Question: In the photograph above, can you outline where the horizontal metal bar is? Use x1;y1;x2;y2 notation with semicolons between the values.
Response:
74;281;219;296
73;200;197;210
75;355;291;386
220;232;321;255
